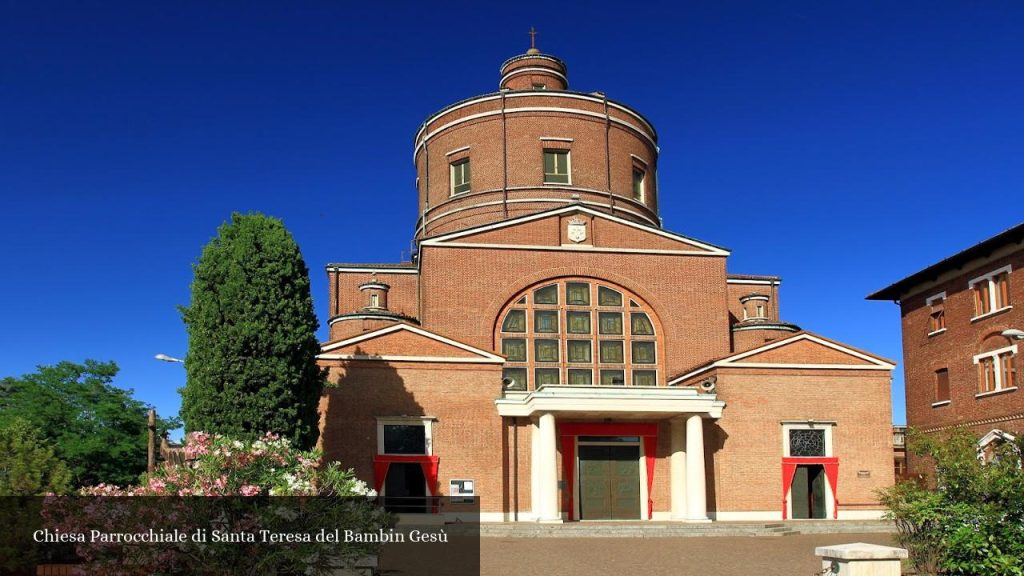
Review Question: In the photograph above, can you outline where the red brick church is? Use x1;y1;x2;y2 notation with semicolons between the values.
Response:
316;44;895;522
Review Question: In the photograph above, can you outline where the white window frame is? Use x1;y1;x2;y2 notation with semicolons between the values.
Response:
969;265;1012;321
926;291;947;336
450;158;471;196
543;149;572;185
377;417;434;456
632;167;646;203
973;344;1018;397
782;422;834;458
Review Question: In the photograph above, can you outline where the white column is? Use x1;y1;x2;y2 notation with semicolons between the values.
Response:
537;412;561;523
685;414;709;522
530;418;540;520
670;417;688;520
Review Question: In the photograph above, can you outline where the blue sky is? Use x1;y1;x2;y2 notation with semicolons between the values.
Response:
3;1;1023;430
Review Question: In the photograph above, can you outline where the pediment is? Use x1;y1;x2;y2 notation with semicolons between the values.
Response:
668;332;895;385
723;333;895;369
419;206;729;256
318;324;504;364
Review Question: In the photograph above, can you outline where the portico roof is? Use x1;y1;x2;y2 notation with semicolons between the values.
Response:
494;385;725;418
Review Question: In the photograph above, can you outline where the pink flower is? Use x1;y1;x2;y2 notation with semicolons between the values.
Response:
239;485;260;496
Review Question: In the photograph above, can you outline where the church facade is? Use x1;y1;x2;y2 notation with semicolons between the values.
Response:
316;46;895;522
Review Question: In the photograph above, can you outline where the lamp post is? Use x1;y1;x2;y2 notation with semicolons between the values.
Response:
152;353;184;471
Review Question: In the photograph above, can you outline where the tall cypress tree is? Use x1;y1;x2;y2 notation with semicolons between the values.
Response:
180;213;323;449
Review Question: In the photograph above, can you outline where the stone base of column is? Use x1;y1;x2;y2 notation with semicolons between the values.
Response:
684;516;711;523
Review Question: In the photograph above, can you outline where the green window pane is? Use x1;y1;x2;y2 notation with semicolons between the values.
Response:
452;160;470;194
632;168;644;200
535;310;559;333
600;370;625;386
631;341;656;364
633;370;657;386
598;286;623;306
567;311;591;334
599;340;624;364
543;150;570;183
599;312;623;335
502;338;526;362
568;369;593;385
626;311;651;334
503;368;527;391
502;310;526;332
516;296;527;305
631;312;654;335
534;284;558;305
567;340;592;363
543;151;555;174
535;368;560;386
535;339;560;363
567;282;590;305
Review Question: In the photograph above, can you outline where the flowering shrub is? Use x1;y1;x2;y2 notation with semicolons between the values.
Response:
46;432;390;575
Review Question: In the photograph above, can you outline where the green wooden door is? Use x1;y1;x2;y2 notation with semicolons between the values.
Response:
791;465;827;519
578;445;640;520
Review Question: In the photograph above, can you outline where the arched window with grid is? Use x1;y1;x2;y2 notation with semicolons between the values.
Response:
496;279;662;390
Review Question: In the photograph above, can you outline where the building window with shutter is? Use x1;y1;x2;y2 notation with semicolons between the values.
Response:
543;150;570;184
970;266;1012;320
926;292;946;335
933;368;950;406
974;345;1018;397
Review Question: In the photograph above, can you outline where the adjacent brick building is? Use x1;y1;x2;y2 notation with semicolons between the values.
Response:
317;44;896;522
869;223;1024;473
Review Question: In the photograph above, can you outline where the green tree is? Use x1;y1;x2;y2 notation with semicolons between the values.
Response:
880;429;1024;576
180;212;323;449
0;360;176;487
0;418;71;495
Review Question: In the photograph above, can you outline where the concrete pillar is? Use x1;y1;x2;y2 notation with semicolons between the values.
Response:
670;417;687;520
815;543;908;576
685;414;709;521
537;412;561;522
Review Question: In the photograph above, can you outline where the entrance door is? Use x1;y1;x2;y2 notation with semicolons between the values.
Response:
578;444;641;520
383;462;428;513
790;465;827;519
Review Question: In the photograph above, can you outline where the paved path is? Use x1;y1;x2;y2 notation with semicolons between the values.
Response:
479;532;898;576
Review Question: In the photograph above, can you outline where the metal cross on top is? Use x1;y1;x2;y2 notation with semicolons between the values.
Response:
529;27;538;50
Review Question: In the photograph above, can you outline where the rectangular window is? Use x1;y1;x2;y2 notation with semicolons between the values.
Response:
631;341;656;364
502;368;527;390
970;266;1012;319
789;429;826;457
502;338;527;362
599;340;624;364
927;292;946;334
567;311;591;334
383;424;427;455
598;312;623;335
600;369;625;386
974;345;1018;395
632;370;657;386
450;159;470;195
567;340;592;363
535;310;559;333
535;368;560;386
543;150;570;184
568;369;593;385
935;369;950;403
535;339;560;363
632;168;645;202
